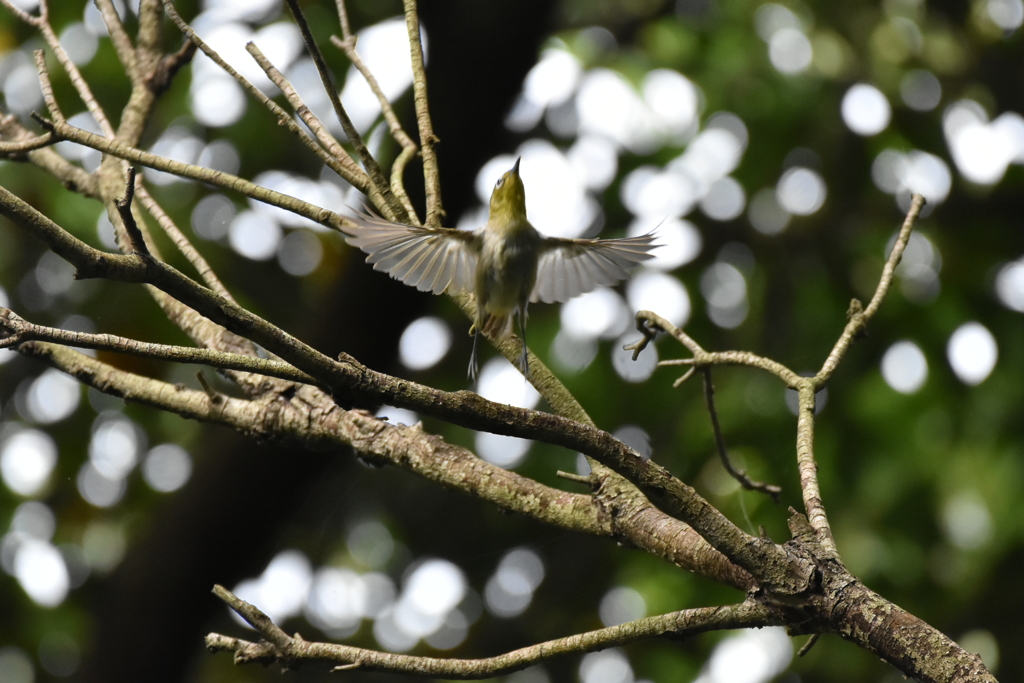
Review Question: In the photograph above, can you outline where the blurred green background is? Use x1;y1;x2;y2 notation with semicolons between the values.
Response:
0;0;1021;682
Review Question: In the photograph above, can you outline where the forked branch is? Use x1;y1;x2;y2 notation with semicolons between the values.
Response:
206;584;775;678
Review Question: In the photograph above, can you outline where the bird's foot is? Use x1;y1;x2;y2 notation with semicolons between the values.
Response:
518;346;530;379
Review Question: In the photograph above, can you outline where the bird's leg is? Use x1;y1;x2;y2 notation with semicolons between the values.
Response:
468;324;480;380
517;306;530;377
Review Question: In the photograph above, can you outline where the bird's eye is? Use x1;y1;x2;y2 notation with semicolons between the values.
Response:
495;177;505;188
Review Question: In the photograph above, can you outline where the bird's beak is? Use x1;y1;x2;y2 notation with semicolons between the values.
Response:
511;157;521;175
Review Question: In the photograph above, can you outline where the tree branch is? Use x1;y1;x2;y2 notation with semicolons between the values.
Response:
0;185;776;591
32;113;346;231
20;342;611;538
206;584;776;678
700;368;781;501
330;10;420;222
161;0;373;195
402;0;442;226
0;307;318;386
814;194;926;386
283;0;408;223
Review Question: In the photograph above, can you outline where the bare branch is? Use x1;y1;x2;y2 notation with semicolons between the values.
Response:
133;182;235;302
244;41;355;174
21;342;611;537
329;29;420;221
814;194;926;386
700;369;781;502
0;113;97;195
95;0;137;73
208;584;776;678
402;0;443;226
793;382;834;555
282;0;408;222
160;0;373;195
0;308;317;386
33;114;346;230
136;0;166;58
0;130;54;153
630;312;804;388
797;194;926;556
0;0;38;23
33;49;64;122
146;34;198;96
0;185;790;591
115;167;150;256
29;7;117;138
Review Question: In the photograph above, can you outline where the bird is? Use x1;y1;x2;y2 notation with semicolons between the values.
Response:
341;158;658;380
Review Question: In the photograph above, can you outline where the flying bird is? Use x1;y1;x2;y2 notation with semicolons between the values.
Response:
342;158;658;379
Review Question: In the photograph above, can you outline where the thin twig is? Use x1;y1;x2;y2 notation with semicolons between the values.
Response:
402;0;443;226
133;182;235;302
195;371;222;402
0;0;37;23
94;0;137;74
0;307;318;386
701;369;781;502
329;23;420;222
335;0;353;40
245;42;352;169
0;131;54;153
33;114;346;231
30;5;117;138
631;312;804;388
115;166;150;255
282;0;408;223
556;470;594;486
814;194;926;386
160;0;371;193
798;633;821;657
208;584;777;677
33;49;63;122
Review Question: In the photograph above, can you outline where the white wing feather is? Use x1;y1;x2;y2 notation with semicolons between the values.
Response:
531;233;658;304
342;209;479;295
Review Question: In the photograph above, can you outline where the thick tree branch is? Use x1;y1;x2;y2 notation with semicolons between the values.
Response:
20;342;611;539
0;185;777;591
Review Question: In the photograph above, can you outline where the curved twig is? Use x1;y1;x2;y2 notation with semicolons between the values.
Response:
701;368;781;502
207;584;775;678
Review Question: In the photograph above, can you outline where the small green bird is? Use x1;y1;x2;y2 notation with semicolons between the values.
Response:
342;158;658;379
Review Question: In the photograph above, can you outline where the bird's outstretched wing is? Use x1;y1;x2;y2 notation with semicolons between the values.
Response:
531;233;658;304
342;208;479;295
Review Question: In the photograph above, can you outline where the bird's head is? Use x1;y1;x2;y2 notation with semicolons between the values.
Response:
488;158;527;226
